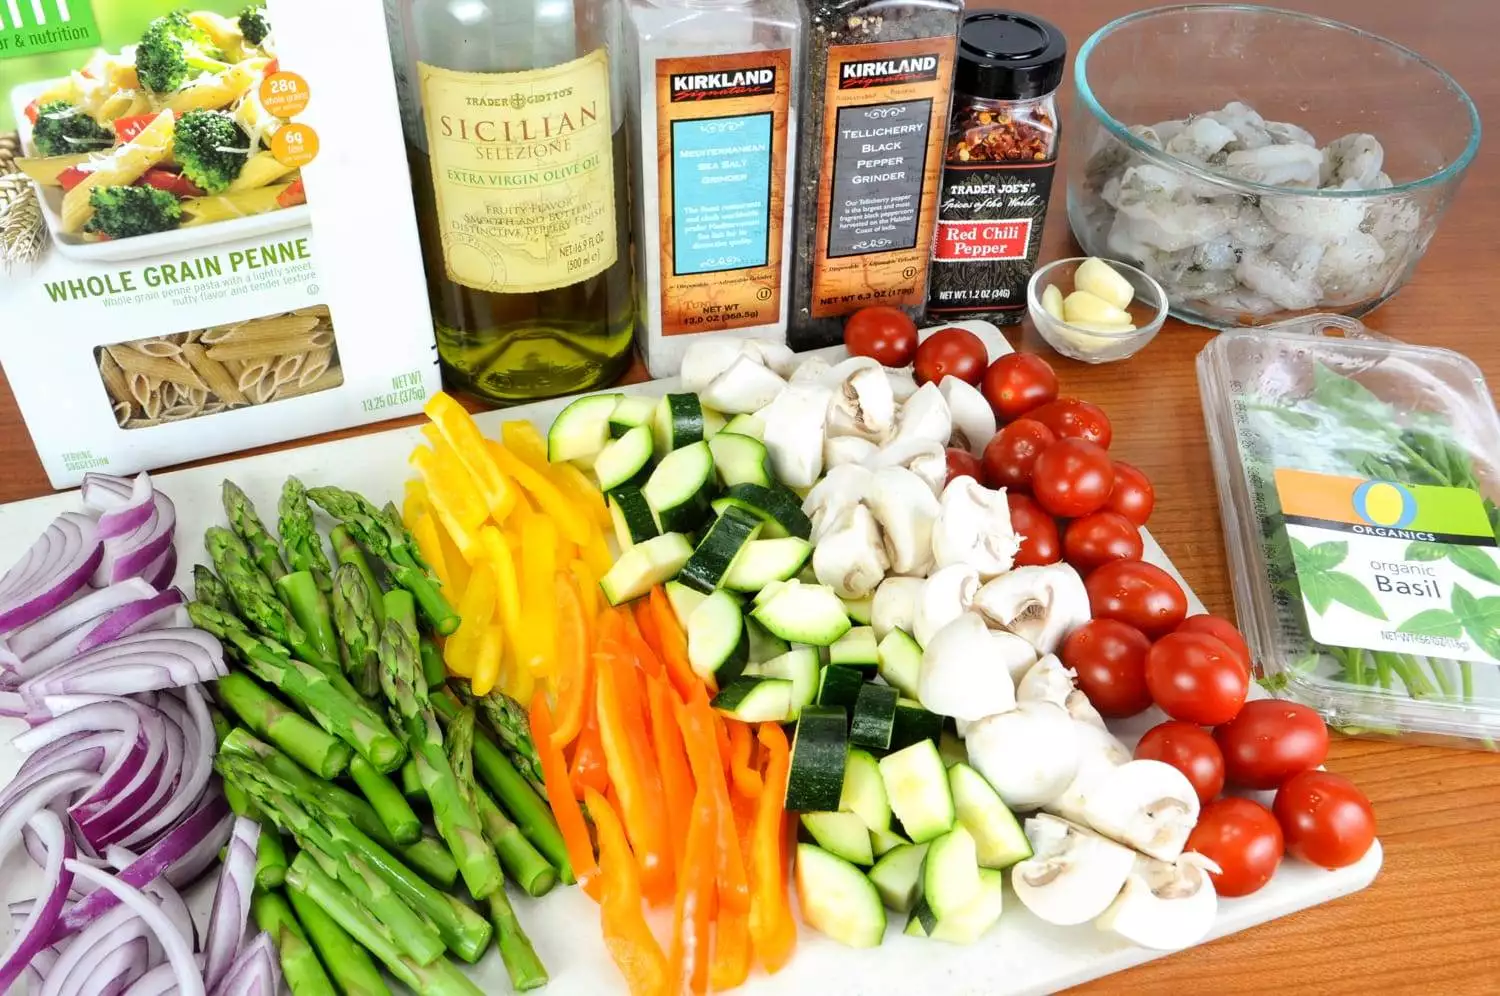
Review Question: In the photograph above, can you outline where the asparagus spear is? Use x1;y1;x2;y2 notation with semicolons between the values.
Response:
447;707;556;898
332;525;386;627
400;758;427;802
216;673;352;778
211;701;293;885
276;571;341;668
286;885;392;996
253;889;337;996
285;855;484;996
194;565;237;614
450;680;545;799
331;563;382;697
484;891;549;992
379;618;503;900
209;526;328;669
385;589;421;647
419;636;447;692
278;477;334;592
349;755;422;845
224;480;288;582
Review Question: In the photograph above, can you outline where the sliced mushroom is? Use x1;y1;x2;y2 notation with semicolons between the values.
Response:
1096;852;1220;951
865;438;947;496
973;563;1090;655
680;339;748;393
964;701;1080;810
888;369;919;403
740;340;798;378
912;563;980;648
824;358;896;442
811;502;888;599
892;381;952;447
940;376;997;456
825;435;879;469
1011;814;1136;926
701;353;788;414
759;382;831;489
917;612;1017;721
1048;721;1132;825
864;466;939;576
870;576;925;640
932;477;1021;579
803;464;874;542
1015;655;1076;709
1079;759;1201;862
788;355;832;384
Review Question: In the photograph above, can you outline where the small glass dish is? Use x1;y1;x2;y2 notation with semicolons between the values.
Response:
1027;257;1167;363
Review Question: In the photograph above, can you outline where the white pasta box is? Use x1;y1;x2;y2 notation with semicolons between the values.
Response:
0;1;439;489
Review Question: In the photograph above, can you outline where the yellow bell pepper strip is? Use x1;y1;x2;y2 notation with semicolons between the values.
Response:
402;478;431;527
727;721;763;799
472;624;505;696
409;511;456;594
570;560;600;624
669;787;716;996
583;788;670;996
478;525;523;665
443;561;496;678
596;638;674;905
549;461;613;531
531;697;600;901
647;586;702;698
711;906;752;992
579;530;613;579
518;514;558;675
678;688;750;914
750;722;796;974
426;392;520;522
486;440;594;548
569;705;608;799
647;676;695;869
551;571;592;749
500;421;551;473
410;443;487;562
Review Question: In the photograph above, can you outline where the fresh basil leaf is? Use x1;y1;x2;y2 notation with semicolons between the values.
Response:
1256;406;1321;431
1311;364;1394;437
1397;609;1463;639
1294;540;1348;574
1301;572;1333;614
1320;571;1387;620
1405;541;1448;562
1446;546;1500;587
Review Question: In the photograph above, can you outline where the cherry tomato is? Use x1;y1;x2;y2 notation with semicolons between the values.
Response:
1272;770;1376;869
1214;700;1329;790
1031;439;1114;518
980;353;1058;421
1134;721;1225;805
1145;631;1249;725
1007;492;1061;567
1106;461;1155;525
1177;615;1252;677
1063;511;1144;573
945;447;983;485
843;306;918;367
981;418;1056;490
1059;619;1152;717
1027;397;1113;449
1186;798;1284;897
1085;560;1188;637
914;327;987;386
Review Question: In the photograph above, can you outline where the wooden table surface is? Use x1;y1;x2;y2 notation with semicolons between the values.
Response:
3;0;1499;990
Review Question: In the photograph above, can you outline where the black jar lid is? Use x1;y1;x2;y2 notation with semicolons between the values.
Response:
955;11;1066;101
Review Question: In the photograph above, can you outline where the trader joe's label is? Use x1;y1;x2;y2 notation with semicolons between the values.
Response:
809;36;956;319
656;49;791;336
927;161;1054;316
418;51;617;294
1275;468;1500;665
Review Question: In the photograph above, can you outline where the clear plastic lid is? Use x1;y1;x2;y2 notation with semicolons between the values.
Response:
1198;314;1500;749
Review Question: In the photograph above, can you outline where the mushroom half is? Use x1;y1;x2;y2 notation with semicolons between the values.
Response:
864;465;940;576
1078;759;1201;862
760;382;832;489
940;376;997;456
973;563;1090;655
865;437;948;497
1047;721;1132;826
824;358;897;443
803;463;874;542
912;563;980;648
811;501;889;600
892;381;953;448
932;477;1021;579
1016;655;1107;730
964;700;1080;811
825;435;879;469
1011;814;1137;927
1095;852;1221;951
917;612;1020;722
870;576;925;640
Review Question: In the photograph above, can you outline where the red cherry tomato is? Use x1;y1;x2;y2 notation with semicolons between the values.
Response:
1027;397;1113;449
1272;770;1376;869
1177;615;1252;677
1134;721;1226;805
843;307;918;367
914;327;987;386
1145;632;1250;725
944;447;983;486
1106;461;1155;525
980;353;1058;421
1085;560;1188;637
1186;798;1284;897
981;418;1056;491
1007;492;1061;567
1063;511;1144;573
1214;700;1330;790
1031;439;1114;518
1059;619;1152;717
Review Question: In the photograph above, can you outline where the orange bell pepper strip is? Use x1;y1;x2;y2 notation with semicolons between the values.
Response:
713;713;733;777
425;392;520;522
669;788;716;995
486;439;594;548
596;640;674;904
634;600;662;658
569;560;600;622
550;460;613;531
677;689;750;914
409;444;487;561
551;572;592;748
648;586;702;698
727;721;763;799
625;628;665;682
583;788;670;996
749;722;796;973
647;676;695;867
710;907;752;992
569;707;608;799
531;697;599;900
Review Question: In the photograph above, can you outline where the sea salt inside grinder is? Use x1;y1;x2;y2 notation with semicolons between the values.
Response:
927;11;1065;323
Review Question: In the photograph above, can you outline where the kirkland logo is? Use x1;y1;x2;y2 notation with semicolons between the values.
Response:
0;0;101;57
838;55;940;88
669;67;777;101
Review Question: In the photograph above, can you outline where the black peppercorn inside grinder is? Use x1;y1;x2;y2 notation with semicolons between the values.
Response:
926;11;1066;324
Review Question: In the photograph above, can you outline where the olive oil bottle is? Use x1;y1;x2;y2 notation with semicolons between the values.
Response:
385;0;636;404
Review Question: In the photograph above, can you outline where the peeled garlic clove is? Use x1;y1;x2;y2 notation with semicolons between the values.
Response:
1074;258;1135;310
1042;283;1066;321
1066;320;1138;334
1063;291;1132;327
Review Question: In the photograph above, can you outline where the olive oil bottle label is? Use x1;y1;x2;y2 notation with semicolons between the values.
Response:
654;49;791;337
417;52;617;294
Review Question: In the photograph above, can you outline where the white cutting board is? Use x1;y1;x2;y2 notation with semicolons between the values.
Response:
0;324;1380;995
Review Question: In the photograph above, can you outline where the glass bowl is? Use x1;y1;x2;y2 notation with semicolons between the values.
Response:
1028;257;1167;363
1067;4;1480;329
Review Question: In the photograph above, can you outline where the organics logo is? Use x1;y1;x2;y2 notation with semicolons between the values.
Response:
0;0;100;57
1352;480;1417;530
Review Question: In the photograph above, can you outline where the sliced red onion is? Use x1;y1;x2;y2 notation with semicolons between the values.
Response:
0;514;103;635
19;618;107;679
0;811;76;993
76;719;172;850
77;590;188;656
80;474;138;513
42;905;149;996
120;688;214;849
144;546;178;593
76;936;149;996
162;797;234;889
62;862;205;996
5;580;157;663
120;962;179;996
95;474;154;542
207;933;278;996
0;689;26;717
202;818;260;991
19;629;226;706
94;493;176;589
92;707;183;849
0;770;96;856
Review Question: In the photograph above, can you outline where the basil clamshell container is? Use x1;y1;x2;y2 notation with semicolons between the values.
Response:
1198;314;1500;749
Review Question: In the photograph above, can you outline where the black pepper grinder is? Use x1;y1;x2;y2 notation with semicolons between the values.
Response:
926;11;1066;324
